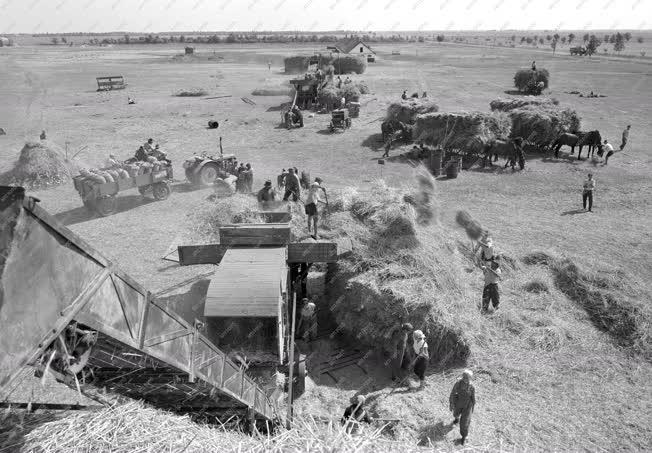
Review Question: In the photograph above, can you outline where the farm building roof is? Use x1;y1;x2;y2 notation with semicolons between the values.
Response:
329;38;376;54
204;247;287;318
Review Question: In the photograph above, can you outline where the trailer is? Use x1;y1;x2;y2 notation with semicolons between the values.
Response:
0;186;277;424
73;167;173;216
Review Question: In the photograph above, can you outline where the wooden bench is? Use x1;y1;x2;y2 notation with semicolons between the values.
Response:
96;76;126;91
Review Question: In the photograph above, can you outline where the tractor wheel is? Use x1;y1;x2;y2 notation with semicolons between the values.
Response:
152;182;171;201
138;185;150;197
95;195;117;217
198;163;219;186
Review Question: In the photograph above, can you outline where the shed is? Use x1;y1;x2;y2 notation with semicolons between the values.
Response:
327;38;376;61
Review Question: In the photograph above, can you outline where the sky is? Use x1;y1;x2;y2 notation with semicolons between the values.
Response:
0;0;650;34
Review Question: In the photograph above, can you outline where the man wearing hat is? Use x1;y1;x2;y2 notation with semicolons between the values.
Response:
143;138;155;154
305;177;326;239
257;180;276;205
282;168;301;201
476;230;495;263
450;369;476;445
297;297;317;342
341;395;371;432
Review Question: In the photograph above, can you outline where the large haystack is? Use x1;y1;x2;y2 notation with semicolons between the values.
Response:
327;55;367;74
0;142;82;190
508;105;581;147
414;112;511;154
490;97;559;112
284;56;309;74
386;98;439;125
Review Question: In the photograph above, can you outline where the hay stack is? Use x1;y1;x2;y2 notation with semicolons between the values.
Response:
490;97;559;112
508;105;581;146
414;112;511;154
317;85;340;111
514;68;550;92
0;142;82;190
328;55;367;74
386;98;439;125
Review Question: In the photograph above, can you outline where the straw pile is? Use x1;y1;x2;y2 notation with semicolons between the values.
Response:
490;97;559;112
174;88;207;97
327;55;367;74
386;98;439;125
414;112;511;154
0;142;82;190
317;85;341;111
190;194;264;243
284;56;309;74
508;105;581;146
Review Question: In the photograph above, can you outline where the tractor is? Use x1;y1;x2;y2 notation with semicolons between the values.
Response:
183;137;238;186
328;109;352;132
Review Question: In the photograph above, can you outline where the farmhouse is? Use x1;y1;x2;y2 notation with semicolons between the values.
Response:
327;38;376;62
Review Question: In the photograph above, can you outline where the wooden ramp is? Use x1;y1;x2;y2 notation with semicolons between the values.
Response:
0;187;276;421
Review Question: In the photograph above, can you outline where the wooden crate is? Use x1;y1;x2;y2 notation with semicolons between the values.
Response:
219;224;291;246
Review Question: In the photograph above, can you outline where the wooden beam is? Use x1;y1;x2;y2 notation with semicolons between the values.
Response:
287;242;337;263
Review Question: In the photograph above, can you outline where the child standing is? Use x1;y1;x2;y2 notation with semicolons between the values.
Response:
481;261;502;313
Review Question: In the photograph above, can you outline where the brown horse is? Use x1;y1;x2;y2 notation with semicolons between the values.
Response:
483;137;525;170
381;119;411;143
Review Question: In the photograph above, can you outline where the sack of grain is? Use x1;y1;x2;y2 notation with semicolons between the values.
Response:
106;170;120;180
146;156;157;164
117;169;130;179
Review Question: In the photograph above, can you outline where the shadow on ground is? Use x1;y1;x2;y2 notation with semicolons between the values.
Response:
54;195;156;226
418;420;456;446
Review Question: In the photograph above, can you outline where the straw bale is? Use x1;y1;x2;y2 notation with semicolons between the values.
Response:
414;112;511;154
490;97;559;112
0;141;83;190
386;98;439;125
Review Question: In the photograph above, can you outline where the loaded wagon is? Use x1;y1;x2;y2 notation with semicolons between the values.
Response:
73;166;173;216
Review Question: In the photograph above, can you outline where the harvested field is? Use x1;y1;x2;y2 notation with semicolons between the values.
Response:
414;112;511;153
386;98;439;125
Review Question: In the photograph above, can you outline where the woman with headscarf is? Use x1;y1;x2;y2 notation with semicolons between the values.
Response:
412;330;429;389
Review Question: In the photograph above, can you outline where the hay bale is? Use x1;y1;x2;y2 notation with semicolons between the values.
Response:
490;97;559;112
508;105;581;146
0;142;82;190
386;98;439;125
414;112;511;154
514;68;550;92
284;56;309;74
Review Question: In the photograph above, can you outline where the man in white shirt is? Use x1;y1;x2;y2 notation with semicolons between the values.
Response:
305;177;325;239
603;140;616;165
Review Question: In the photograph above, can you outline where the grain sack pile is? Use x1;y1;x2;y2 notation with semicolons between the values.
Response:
490;97;559;112
386;98;439;125
0;142;82;190
414;112;511;154
508;105;581;147
76;155;171;188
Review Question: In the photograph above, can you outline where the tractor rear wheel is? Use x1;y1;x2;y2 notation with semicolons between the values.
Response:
198;163;219;186
152;182;171;201
138;185;150;197
95;195;117;217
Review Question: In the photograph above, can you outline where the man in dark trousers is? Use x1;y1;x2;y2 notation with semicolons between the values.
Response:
450;369;476;445
282;168;301;201
620;125;631;150
582;173;595;211
480;260;501;313
382;137;392;158
341;395;371;433
386;322;414;382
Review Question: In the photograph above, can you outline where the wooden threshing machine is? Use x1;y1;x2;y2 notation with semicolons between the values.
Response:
0;186;277;424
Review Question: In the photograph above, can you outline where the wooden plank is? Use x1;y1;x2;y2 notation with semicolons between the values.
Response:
259;212;292;223
287;243;337;263
177;244;228;266
220;225;291;246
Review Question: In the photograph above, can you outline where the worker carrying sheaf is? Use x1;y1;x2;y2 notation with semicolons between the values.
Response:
143;138;155;154
449;369;476;446
341;395;371;433
476;230;495;263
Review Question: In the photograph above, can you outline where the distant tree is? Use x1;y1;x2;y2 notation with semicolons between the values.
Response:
614;32;625;52
609;34;615;44
511;35;516;42
586;35;601;56
637;36;644;43
604;34;611;43
583;33;589;43
533;34;538;41
520;36;526;43
225;33;236;43
539;38;544;45
624;32;632;42
51;37;58;45
179;35;185;43
553;33;560;42
551;38;558;54
436;34;445;42
124;34;130;44
561;36;566;44
526;37;533;44
61;36;67;43
568;33;575;44
546;35;552;41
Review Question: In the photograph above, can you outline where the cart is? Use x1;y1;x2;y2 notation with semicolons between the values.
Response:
329;109;352;132
73;167;173;216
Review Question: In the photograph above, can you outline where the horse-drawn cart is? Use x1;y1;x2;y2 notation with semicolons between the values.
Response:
73;167;173;216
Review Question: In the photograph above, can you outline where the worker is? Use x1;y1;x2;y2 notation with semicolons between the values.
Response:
305;177;325;240
297;298;317;342
386;322;414;382
134;146;148;162
144;138;155;154
341;395;371;433
620;125;631;151
336;76;342;88
582;172;596;211
382;137;392;158
128;96;135;104
401;90;407;100
245;163;253;192
39;130;46;140
277;168;287;189
344;76;351;84
282;168;301;202
257;180;276;203
267;60;271;71
421;91;427;98
291;105;304;127
412;330;429;389
340;96;346;109
531;60;536;71
602;140;616;166
476;230;495;263
480;260;502;313
449;369;476;445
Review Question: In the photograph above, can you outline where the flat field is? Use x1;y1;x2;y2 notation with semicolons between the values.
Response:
1;40;651;451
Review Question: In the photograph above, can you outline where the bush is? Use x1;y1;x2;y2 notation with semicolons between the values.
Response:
514;68;550;93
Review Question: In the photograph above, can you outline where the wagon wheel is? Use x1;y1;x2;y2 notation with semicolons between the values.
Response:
138;185;151;197
152;182;171;201
293;354;307;398
198;163;220;186
95;195;117;217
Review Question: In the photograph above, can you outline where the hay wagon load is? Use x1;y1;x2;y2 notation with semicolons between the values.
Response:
507;105;581;149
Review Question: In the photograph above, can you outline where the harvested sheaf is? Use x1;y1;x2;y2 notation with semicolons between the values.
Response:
174;88;208;97
414;112;511;154
490;97;559;112
338;84;362;103
514;68;550;92
508;105;581;146
455;210;484;240
524;279;549;293
385;98;439;125
0;142;82;190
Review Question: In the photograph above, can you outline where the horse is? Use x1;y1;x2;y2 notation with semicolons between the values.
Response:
576;130;602;160
551;132;580;157
381;119;411;143
483;137;525;170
